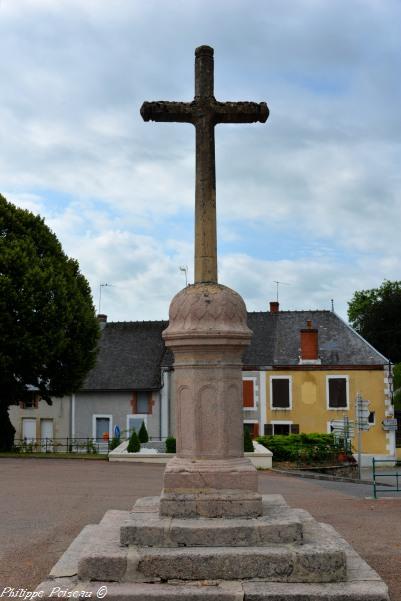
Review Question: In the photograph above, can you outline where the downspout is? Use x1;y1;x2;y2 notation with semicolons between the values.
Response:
71;393;76;439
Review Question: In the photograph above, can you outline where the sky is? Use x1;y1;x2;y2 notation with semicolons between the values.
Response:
1;0;400;322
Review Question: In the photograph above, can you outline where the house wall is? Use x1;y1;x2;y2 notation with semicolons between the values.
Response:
265;368;390;456
9;396;70;441
74;390;161;440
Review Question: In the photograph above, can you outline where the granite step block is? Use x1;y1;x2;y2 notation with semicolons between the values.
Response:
121;494;303;547
135;543;346;583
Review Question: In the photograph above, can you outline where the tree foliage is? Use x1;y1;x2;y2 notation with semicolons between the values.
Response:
138;421;149;443
127;429;140;453
244;428;254;452
0;195;99;449
347;280;401;363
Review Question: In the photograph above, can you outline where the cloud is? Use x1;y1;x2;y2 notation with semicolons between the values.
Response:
1;0;400;322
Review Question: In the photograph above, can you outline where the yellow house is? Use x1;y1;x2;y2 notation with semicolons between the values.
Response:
242;302;395;465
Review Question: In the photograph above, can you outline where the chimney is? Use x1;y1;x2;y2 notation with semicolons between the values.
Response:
97;314;107;330
300;319;319;361
270;301;279;313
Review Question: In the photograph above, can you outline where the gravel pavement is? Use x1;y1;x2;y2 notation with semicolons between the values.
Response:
1;458;400;599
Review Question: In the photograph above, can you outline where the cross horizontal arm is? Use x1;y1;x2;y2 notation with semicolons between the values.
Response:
140;101;195;124
213;101;268;124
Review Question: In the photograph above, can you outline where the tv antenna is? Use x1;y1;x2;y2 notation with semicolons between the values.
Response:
273;280;291;303
179;265;189;287
98;282;113;314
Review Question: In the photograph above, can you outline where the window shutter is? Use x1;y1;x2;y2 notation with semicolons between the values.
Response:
243;380;254;407
264;424;273;435
291;424;300;434
131;391;137;413
328;379;347;408
272;379;290;408
252;423;259;437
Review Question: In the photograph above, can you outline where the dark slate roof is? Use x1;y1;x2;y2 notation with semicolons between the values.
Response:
83;321;169;391
82;311;387;391
244;310;387;367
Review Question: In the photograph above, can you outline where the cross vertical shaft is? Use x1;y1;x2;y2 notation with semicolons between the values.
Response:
140;45;268;285
195;46;217;282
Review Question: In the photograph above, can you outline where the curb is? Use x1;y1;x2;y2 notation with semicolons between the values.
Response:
270;468;375;485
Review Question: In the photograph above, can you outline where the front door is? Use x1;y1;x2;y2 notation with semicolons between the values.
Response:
22;418;36;442
95;417;110;441
41;419;53;451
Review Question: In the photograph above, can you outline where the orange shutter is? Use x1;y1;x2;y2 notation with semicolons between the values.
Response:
243;380;254;408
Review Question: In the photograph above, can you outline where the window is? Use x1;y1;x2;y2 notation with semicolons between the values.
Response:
244;422;259;437
273;423;290;435
270;377;291;409
368;411;375;424
127;415;147;438
327;377;348;409
264;423;299;436
243;379;255;408
131;392;151;414
20;393;39;409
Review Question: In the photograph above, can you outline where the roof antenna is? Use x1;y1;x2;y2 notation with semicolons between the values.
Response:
273;280;291;303
98;282;113;314
331;299;335;312
179;266;188;287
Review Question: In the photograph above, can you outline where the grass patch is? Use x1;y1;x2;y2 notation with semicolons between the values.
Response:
0;452;108;460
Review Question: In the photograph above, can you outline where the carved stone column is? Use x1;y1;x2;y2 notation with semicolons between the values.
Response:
160;282;263;518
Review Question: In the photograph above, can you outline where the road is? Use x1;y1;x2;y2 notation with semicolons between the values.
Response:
1;458;400;599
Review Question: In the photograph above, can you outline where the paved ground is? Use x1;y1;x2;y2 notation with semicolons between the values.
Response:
1;458;400;599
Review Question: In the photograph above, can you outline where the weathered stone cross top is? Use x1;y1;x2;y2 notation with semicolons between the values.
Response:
141;45;269;284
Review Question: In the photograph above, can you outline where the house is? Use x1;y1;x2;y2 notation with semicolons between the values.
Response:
9;304;396;463
241;302;395;465
73;317;172;442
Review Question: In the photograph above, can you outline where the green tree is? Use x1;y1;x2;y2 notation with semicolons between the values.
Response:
244;428;254;452
348;280;401;363
393;363;401;392
0;194;99;451
127;429;140;453
138;421;149;443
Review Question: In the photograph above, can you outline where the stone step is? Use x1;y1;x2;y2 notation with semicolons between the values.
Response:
121;496;303;547
135;543;346;583
37;578;389;601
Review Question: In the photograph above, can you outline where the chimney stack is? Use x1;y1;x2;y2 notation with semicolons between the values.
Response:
300;319;319;362
270;301;279;313
97;314;107;330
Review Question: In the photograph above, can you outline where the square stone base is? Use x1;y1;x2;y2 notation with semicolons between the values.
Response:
35;495;389;600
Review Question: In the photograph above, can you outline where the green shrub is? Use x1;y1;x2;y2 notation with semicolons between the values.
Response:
138;422;149;443
165;436;176;453
109;436;121;451
244;429;254;452
127;430;140;453
256;433;343;464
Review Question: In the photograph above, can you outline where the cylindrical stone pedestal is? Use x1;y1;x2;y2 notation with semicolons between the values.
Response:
160;282;263;518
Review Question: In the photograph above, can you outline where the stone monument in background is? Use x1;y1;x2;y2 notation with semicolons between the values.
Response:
37;46;390;601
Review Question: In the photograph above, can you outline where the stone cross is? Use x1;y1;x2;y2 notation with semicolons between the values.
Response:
141;45;268;284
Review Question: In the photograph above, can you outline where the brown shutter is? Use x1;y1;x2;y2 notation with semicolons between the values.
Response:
243;380;254;407
131;391;137;413
291;424;300;434
252;423;259;437
328;379;346;408
272;379;290;408
264;424;273;435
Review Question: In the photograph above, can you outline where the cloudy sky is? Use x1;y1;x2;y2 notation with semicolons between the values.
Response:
1;0;400;321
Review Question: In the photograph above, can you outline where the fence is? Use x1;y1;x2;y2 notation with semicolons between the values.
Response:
13;437;111;455
372;458;401;499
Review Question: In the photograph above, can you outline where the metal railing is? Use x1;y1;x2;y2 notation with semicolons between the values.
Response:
13;437;111;455
372;458;401;498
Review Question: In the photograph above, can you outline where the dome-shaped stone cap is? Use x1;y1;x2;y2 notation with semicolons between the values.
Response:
163;283;252;340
